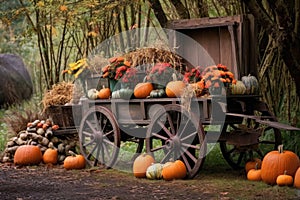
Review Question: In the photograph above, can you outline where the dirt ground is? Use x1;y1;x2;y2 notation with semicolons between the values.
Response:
0;162;299;200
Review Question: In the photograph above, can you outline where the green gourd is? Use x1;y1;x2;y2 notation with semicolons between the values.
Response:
150;89;166;98
146;163;164;179
241;74;259;95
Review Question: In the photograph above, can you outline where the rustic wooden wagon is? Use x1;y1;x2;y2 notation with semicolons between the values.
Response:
53;15;300;179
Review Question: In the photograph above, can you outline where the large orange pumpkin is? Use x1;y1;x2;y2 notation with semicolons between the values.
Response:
165;81;186;97
63;153;86;170
134;82;153;98
43;148;58;164
261;145;300;185
294;167;300;188
14;145;43;165
133;153;155;178
162;160;187;181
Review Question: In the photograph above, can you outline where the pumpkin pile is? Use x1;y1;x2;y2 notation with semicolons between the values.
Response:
245;145;300;188
2;118;79;165
133;153;187;181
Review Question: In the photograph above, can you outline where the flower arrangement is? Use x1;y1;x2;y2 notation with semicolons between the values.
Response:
101;56;131;80
120;67;138;88
183;66;202;83
146;63;175;88
201;64;236;95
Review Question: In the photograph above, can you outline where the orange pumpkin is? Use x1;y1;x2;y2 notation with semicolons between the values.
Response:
134;82;153;98
247;163;262;181
166;81;186;97
261;145;300;185
98;86;111;99
245;158;262;173
63;152;86;170
43;148;58;164
162;160;187;181
14;145;43;165
294;167;300;188
276;171;294;186
133;153;155;178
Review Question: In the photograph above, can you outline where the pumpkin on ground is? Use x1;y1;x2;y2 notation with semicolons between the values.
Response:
98;86;111;99
134;82;153;98
241;74;259;94
162;160;187;181
294;167;300;188
247;163;262;181
146;163;164;179
14;145;43;165
245;158;262;173
261;145;300;185
43;148;58;164
63;151;86;170
276;171;294;186
133;153;155;178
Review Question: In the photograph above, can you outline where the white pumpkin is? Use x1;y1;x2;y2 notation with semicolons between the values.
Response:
87;89;99;100
146;163;163;180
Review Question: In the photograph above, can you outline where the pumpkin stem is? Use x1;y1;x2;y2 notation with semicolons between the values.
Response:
68;150;77;157
254;163;259;170
284;170;287;175
278;144;284;153
172;73;177;81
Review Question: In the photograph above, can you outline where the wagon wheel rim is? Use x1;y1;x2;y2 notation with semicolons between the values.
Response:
79;106;120;168
146;104;206;179
220;111;282;170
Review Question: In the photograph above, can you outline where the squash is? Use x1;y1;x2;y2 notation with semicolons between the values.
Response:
294;167;300;188
276;170;294;186
150;89;165;98
247;163;262;181
111;88;133;99
245;158;262;173
231;80;246;95
98;86;111;99
133;153;155;178
146;163;163;179
87;89;99;100
43;148;58;164
134;82;153;98
241;74;259;94
162;160;187;181
63;151;86;170
261;145;300;185
166;81;186;98
14;145;43;165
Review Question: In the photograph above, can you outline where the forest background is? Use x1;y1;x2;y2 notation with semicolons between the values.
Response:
0;0;299;154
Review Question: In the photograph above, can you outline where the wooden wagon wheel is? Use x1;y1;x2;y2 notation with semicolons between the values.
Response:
79;106;120;168
220;101;282;169
146;104;206;179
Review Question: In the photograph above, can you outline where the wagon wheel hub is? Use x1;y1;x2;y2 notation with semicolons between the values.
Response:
94;131;104;144
165;136;181;151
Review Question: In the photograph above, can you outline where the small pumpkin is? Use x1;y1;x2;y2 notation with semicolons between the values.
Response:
241;74;259;94
14;145;43;165
98;85;111;99
247;163;262;181
261;145;300;185
231;80;246;95
63;151;86;170
146;163;164;179
134;82;153;98
276;170;294;186
245;158;262;173
43;148;58;164
87;89;99;100
133;153;155;178
150;89;166;98
162;160;187;181
294;167;300;188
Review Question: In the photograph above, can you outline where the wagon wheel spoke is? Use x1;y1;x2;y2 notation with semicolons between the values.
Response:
93;145;101;166
146;104;206;179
